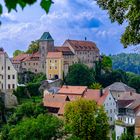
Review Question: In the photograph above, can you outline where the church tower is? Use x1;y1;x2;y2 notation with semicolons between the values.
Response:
39;32;54;74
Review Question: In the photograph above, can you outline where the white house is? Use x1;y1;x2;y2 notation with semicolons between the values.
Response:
0;48;17;94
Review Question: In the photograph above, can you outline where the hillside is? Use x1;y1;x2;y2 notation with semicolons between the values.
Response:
111;53;140;75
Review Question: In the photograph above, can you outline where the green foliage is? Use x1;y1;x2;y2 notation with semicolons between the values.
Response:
8;102;46;125
13;50;24;57
96;0;140;47
101;55;112;72
65;63;94;86
32;73;46;83
0;0;52;17
119;133;134;140
1;114;63;140
128;76;140;93
26;40;39;54
64;98;109;140
26;82;41;96
89;82;102;89
99;69;128;87
111;53;140;75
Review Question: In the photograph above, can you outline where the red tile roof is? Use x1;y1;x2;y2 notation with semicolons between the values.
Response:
55;46;74;55
58;85;88;95
12;54;29;62
47;52;63;59
43;94;70;115
84;89;101;102
65;39;99;51
84;89;110;105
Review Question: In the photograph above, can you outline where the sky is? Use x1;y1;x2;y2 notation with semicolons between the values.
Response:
0;0;136;56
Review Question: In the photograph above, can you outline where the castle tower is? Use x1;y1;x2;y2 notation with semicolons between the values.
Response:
39;32;54;74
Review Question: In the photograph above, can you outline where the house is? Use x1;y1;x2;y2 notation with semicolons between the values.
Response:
105;82;136;100
46;52;64;80
62;39;100;68
12;53;29;73
12;52;40;73
0;48;17;94
84;89;117;125
135;115;140;138
43;94;70;116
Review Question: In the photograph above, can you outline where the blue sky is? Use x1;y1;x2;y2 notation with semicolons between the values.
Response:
0;0;135;56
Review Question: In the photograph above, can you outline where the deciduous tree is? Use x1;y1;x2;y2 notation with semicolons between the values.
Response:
96;0;140;47
64;98;109;140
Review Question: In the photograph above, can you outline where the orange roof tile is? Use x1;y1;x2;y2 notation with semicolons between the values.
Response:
55;46;74;55
84;89;101;102
97;90;109;105
47;52;63;59
43;94;70;108
13;54;29;61
58;85;87;95
65;40;99;52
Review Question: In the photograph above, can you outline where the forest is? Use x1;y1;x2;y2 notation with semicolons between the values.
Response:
111;53;140;75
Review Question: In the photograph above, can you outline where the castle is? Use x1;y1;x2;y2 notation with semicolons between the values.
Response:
12;32;100;80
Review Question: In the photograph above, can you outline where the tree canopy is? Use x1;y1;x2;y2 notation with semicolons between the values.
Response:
0;0;53;24
65;63;94;86
96;0;140;47
64;98;109;140
111;53;140;75
26;41;39;54
13;50;24;57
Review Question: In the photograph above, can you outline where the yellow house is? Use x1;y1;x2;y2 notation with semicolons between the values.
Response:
46;52;64;80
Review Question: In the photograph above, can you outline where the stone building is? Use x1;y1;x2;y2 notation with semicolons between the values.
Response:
0;48;17;94
39;32;54;74
12;32;100;79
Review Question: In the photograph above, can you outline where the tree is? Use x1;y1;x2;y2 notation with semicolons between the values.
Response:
64;98;109;140
101;55;112;72
99;69;128;87
96;0;140;47
13;50;24;57
65;63;94;86
0;0;53;24
8;102;46;125
89;82;102;89
1;114;63;140
26;41;39;54
128;76;140;93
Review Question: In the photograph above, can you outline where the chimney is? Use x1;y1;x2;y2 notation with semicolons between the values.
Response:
100;88;103;97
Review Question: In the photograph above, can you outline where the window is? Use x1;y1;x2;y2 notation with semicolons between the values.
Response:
55;60;57;63
55;66;57;69
49;74;51;78
8;84;10;89
50;66;51;69
8;66;10;70
110;109;112;113
114;109;116;113
109;97;111;100
12;84;15;89
2;66;3;70
50;60;52;63
2;84;3;89
12;75;15;79
8;75;10;79
110;117;112;121
1;75;3;79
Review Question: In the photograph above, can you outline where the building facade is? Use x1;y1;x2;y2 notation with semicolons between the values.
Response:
12;32;100;79
46;52;64;80
0;49;17;93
